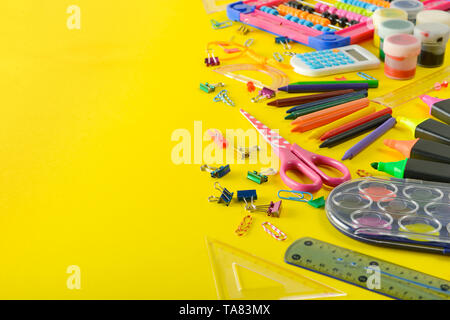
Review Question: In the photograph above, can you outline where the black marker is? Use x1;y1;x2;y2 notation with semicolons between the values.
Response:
397;117;450;146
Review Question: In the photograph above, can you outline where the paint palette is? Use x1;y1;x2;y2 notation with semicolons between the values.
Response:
326;177;450;254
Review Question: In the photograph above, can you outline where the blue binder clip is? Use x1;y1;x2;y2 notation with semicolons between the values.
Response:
237;190;257;202
208;182;234;206
275;36;291;50
201;164;230;178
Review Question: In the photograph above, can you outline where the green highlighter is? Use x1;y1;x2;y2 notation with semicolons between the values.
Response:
289;80;378;88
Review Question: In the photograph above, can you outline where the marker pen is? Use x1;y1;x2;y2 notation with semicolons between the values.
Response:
384;138;450;164
397;117;450;145
420;95;450;125
371;158;450;183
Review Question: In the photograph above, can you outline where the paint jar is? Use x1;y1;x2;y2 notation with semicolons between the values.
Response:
383;34;421;80
414;23;450;68
379;19;414;62
416;10;450;27
371;8;408;48
390;0;424;24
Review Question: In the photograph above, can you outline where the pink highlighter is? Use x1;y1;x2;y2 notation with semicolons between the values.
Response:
420;95;450;125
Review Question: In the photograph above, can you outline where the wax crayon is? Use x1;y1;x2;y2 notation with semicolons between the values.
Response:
267;90;354;107
289;79;378;88
371;158;450;183
397;117;450;146
383;138;450;164
342;117;396;160
278;83;369;93
320;115;392;148
420;95;450;125
320;108;393;141
286;91;367;113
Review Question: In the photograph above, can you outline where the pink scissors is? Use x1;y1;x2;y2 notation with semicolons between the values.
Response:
240;109;351;192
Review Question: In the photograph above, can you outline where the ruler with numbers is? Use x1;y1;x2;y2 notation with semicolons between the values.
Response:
285;237;450;300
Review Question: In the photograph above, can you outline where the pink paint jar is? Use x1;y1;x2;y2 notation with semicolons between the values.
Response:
383;34;421;80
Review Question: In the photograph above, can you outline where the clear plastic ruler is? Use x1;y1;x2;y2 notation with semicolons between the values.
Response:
372;65;450;108
285;237;450;300
206;237;345;300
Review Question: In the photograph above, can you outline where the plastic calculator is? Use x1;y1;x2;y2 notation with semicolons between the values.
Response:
290;45;380;77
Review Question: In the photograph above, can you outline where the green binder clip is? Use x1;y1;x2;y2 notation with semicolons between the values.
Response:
247;171;268;184
200;82;224;93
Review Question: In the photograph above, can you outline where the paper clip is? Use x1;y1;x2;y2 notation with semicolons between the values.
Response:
208;182;234;206
357;72;377;81
205;50;220;67
245;198;282;218
278;190;313;202
237;25;250;35
260;168;277;176
200;82;225;93
213;89;235;107
201;164;230;178
237;190;257;202
356;169;373;177
261;222;287;241
244;38;254;48
275;36;291;50
235;215;253;236
247;171;268;184
210;19;232;30
273;52;284;63
251;87;276;103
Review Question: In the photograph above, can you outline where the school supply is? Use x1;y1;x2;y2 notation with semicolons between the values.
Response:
371;8;408;48
384;138;450;164
397;117;450;146
267;89;355;107
200;82;225;93
279;82;369;93
245;198;283;217
285;237;450;298
378;19;414;62
320;114;392;148
208;182;234;206
371;158;450;183
211;19;233;29
341;117;396;160
213;89;235;106
235;215;253;236
290;45;380;77
319;108;392;140
214;63;290;92
289;79;378;88
206;237;345;299
240;109;351;192
247;171;269;184
237;190;257;202
205;50;220;66
285;92;368;120
423;0;450;11
201;164;231;178
371;65;450;108
277;190;326;208
286;90;367;113
326;176;450;254
207;129;260;159
383;34;421;80
390;0;424;24
226;0;374;50
262;222;287;241
308;105;376;139
420;95;450;125
415;23;450;69
416;9;450;26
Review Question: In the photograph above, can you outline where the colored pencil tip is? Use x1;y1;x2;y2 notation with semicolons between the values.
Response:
278;86;288;92
285;114;296;120
370;162;379;170
341;153;351;160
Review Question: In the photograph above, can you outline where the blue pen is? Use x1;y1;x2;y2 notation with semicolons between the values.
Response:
341;117;397;160
286;90;368;113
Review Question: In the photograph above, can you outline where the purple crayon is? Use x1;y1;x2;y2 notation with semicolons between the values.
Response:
278;83;369;93
342;117;397;160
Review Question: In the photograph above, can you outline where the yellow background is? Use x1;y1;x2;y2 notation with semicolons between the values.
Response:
0;0;448;299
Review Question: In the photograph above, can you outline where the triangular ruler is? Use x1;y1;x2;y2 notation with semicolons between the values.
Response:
206;237;345;300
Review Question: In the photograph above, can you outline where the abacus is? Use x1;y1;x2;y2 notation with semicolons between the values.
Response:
226;0;449;50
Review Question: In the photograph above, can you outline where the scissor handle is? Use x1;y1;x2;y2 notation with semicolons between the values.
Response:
278;149;323;192
291;144;351;187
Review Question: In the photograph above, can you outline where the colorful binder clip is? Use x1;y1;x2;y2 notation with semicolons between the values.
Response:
235;145;260;159
213;89;235;107
210;19;232;29
278;190;325;208
245;198;282;218
237;25;250;35
208;182;234;206
200;82;225;93
275;36;291;50
237;190;257;202
205;50;220;67
201;164;230;178
247;171;268;184
251;87;276;103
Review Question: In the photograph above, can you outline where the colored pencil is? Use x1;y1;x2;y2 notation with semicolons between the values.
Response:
267;90;354;107
289;80;378;88
286;90;367;113
278;83;369;93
